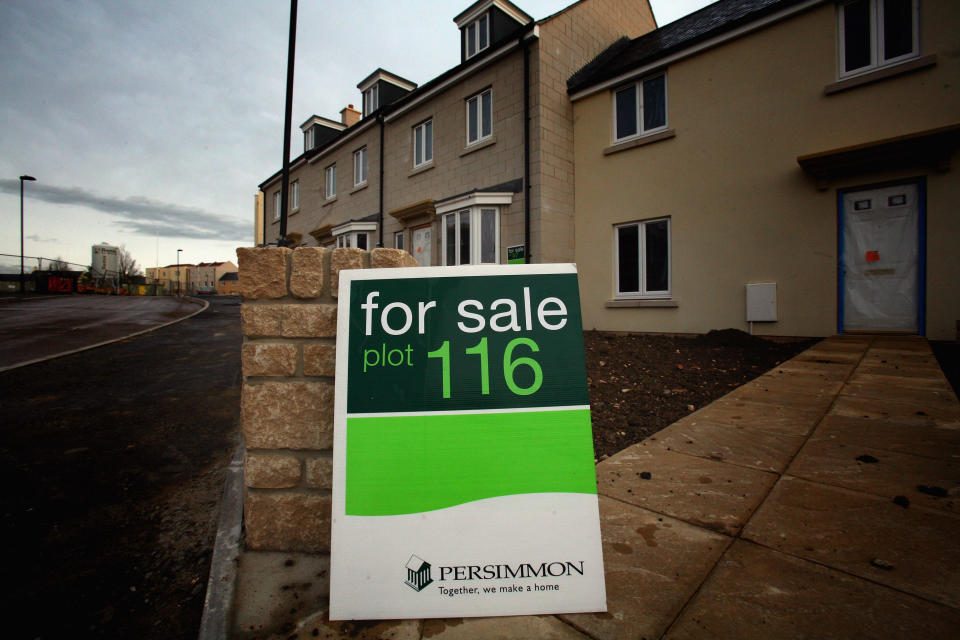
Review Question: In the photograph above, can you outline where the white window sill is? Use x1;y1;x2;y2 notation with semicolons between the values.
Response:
322;197;337;207
350;183;368;195
409;162;435;178
271;218;280;225
605;298;678;308
604;129;675;156
460;135;496;157
289;207;300;217
825;54;937;95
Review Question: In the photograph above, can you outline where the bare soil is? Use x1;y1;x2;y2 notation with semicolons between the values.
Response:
585;329;817;459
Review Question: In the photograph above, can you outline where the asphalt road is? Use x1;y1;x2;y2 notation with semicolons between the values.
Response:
0;296;203;369
0;295;241;639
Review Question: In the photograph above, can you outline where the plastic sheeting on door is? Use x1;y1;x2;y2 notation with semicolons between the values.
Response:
842;184;919;332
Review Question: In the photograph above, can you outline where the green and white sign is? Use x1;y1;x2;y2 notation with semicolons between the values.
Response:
330;264;605;620
507;244;526;264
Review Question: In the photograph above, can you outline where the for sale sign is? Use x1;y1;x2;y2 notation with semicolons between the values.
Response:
330;263;606;620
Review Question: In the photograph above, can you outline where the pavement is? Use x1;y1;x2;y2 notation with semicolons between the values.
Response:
219;335;960;639
0;294;205;370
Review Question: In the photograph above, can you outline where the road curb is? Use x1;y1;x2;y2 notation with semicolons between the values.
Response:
0;296;210;373
199;446;245;640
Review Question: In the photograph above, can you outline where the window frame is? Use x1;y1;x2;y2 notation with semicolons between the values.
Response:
335;232;369;250
353;147;368;187
838;0;920;78
465;89;493;147
613;217;672;299
363;84;379;117
272;190;281;221
465;12;490;60
324;164;337;200
304;127;314;151
612;73;668;144
290;179;299;212
441;206;500;266
394;230;405;251
413;119;434;168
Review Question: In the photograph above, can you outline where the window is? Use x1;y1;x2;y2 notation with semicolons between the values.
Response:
394;230;405;251
466;89;492;146
839;0;918;77
363;84;379;117
615;218;670;298
325;164;336;199
304;127;314;151
354;147;367;187
273;191;281;220
442;207;498;265
613;74;667;142
290;180;300;211
465;12;490;59
413;119;433;167
336;232;368;249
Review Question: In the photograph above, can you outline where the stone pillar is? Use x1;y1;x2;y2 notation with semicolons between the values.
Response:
237;246;418;552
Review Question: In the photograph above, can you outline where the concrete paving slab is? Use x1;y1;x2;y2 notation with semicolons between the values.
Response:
689;397;824;436
855;361;946;377
742;476;960;608
724;386;836;414
848;368;953;395
840;381;960;408
830;395;960;427
664;539;960;640
787;437;959;513
645;418;805;473
792;349;863;364
557;497;729;640
596;445;778;535
739;372;845;397
272;608;421;640
232;551;330;639
870;338;932;352
813;414;960;460
805;340;869;353
862;351;941;367
421;615;586;639
767;359;855;380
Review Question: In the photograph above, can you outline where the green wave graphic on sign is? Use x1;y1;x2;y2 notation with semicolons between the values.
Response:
345;409;596;516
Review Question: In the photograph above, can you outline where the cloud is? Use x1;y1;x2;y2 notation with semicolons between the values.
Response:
0;179;249;241
25;234;59;243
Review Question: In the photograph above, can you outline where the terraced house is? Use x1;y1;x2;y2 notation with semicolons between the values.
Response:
258;0;656;266
569;0;959;339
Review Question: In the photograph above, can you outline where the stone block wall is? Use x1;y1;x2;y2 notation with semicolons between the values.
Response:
237;245;418;552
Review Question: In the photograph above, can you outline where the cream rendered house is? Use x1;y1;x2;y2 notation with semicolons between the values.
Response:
570;0;959;339
259;0;657;266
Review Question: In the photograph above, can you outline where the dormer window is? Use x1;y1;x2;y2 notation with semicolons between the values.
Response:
465;12;490;59
363;84;379;117
304;127;314;151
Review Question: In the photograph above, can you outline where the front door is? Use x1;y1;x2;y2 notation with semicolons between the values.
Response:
840;182;922;333
412;224;432;266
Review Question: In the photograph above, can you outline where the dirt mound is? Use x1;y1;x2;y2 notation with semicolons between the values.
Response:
695;328;772;349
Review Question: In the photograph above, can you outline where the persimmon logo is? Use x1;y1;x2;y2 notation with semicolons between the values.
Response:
404;555;433;592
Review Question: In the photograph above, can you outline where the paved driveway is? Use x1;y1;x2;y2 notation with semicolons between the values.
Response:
0;295;201;369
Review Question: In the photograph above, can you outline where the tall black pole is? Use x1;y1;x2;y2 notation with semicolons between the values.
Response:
19;175;36;293
278;0;298;247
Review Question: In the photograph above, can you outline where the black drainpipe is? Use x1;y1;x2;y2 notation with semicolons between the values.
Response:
522;33;531;264
377;114;385;248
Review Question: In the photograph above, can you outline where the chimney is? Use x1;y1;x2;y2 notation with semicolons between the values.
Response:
340;104;361;127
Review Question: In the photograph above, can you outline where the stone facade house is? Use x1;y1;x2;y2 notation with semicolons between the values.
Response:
569;0;959;339
258;0;657;267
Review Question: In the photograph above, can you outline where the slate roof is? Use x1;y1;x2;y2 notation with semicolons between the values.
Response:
567;0;815;95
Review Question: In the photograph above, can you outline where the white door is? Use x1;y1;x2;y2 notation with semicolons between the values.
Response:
412;225;432;266
841;183;921;333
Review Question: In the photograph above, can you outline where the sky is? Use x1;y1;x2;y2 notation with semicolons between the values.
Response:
0;0;713;274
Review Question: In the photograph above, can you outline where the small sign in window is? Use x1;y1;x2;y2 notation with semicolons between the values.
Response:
854;199;872;211
888;194;907;206
866;250;880;262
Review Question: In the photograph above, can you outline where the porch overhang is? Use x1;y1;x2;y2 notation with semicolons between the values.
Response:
797;123;960;187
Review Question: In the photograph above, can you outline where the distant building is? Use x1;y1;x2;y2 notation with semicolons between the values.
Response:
218;271;240;296
191;261;238;294
146;264;195;295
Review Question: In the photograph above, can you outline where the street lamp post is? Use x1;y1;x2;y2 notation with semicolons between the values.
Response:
176;249;183;296
19;175;36;293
